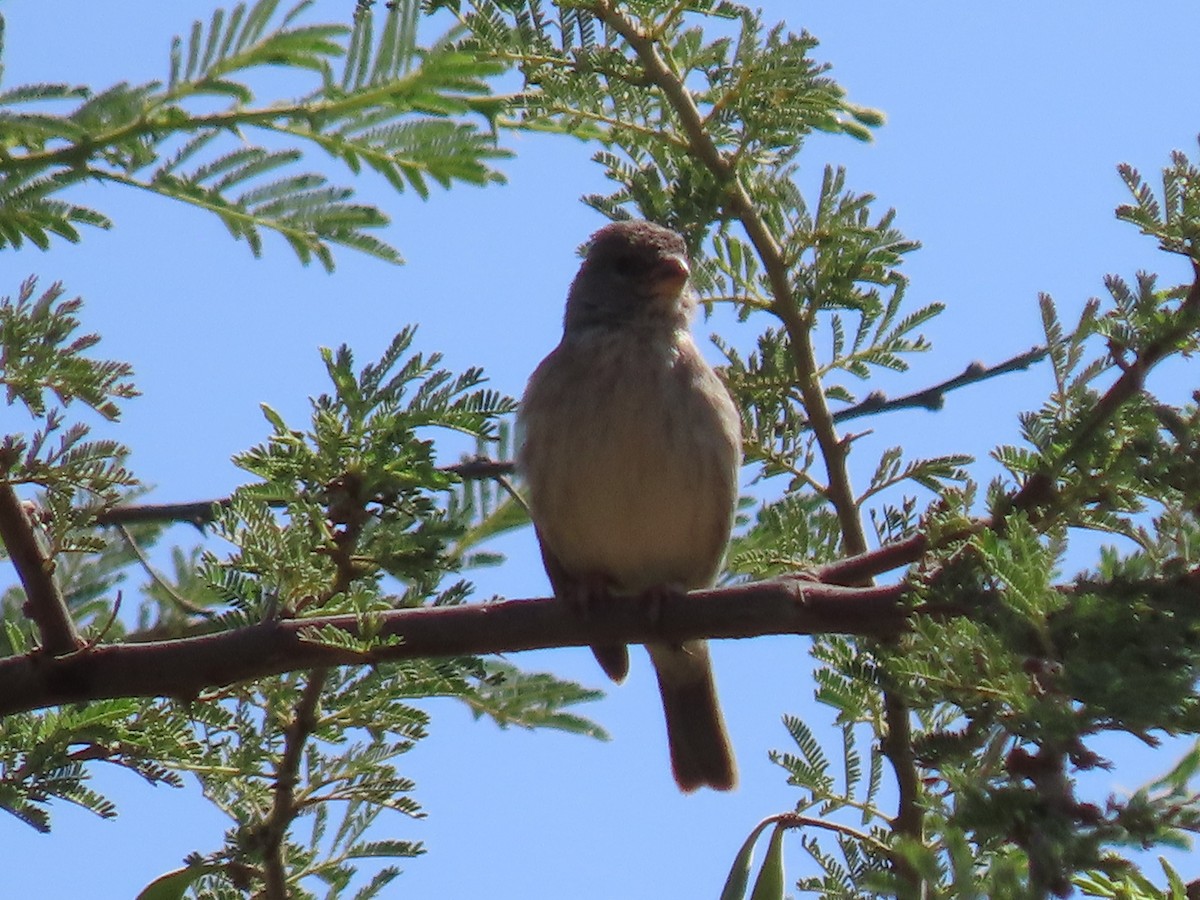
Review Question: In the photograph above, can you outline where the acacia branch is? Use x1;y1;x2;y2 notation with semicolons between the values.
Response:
832;346;1049;423
1009;261;1200;515
93;457;516;528
262;671;327;900
0;482;82;655
0;578;907;717
94;499;229;527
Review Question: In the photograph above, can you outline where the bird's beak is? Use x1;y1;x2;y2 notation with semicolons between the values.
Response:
651;254;690;292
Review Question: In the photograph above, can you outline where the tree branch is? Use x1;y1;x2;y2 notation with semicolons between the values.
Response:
0;482;82;655
261;670;327;900
831;345;1049;423
806;534;929;586
0;579;906;717
92;457;517;528
94;499;228;528
1009;260;1200;515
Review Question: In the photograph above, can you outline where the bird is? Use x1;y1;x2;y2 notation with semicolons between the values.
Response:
516;219;742;791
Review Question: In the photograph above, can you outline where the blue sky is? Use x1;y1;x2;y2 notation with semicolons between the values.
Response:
4;2;1200;897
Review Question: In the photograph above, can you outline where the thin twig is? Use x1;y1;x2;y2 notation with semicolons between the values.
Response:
94;499;229;527
85;590;123;649
443;456;516;482
94;458;518;527
261;670;327;900
116;524;215;618
772;812;892;855
831;346;1049;424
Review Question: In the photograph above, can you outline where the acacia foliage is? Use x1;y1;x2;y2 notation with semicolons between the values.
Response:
1;2;1200;898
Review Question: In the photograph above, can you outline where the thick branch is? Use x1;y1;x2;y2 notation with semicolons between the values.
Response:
0;482;82;655
0;579;905;717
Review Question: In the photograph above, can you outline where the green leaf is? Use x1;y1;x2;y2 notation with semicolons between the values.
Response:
720;819;775;900
134;864;218;900
748;824;786;900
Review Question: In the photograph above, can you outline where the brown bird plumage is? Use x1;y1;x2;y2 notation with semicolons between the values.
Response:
517;220;742;791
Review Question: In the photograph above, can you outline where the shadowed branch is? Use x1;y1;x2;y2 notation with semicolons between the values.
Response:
0;578;908;717
0;483;82;655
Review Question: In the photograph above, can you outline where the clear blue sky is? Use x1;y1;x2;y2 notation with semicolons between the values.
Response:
4;2;1200;897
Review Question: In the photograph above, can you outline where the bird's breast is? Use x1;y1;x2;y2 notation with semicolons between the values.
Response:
518;329;740;592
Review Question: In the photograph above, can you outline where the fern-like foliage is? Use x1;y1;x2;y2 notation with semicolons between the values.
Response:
2;321;604;900
221;325;517;608
995;268;1200;542
0;0;509;269
0;699;199;832
0;281;138;579
0;277;137;421
1116;136;1200;260
157;330;602;897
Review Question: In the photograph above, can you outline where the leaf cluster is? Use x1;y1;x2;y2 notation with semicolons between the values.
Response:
1117;137;1200;260
997;270;1200;544
217;325;516;615
161;330;602;896
0;0;509;270
2;321;606;900
748;141;1200;899
0;277;137;421
0;279;138;599
0;697;201;833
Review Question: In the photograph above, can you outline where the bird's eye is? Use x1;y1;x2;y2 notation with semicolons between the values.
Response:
611;254;638;277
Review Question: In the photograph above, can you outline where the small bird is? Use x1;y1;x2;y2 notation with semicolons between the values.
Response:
517;219;742;791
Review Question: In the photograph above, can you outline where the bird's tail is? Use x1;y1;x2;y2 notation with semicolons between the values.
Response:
647;640;736;792
592;644;631;682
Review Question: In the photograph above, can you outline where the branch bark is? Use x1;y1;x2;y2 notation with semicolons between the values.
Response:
0;482;82;655
0;578;906;717
261;670;327;900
